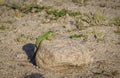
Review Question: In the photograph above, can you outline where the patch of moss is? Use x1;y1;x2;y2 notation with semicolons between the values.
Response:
17;33;35;43
84;10;107;26
75;16;84;30
21;4;52;13
47;9;81;18
115;29;120;35
0;26;8;30
111;70;118;76
4;20;13;24
112;17;120;26
22;3;45;13
16;37;26;44
98;70;105;75
70;34;83;39
9;3;49;14
92;31;104;39
94;70;105;75
10;3;22;10
70;34;88;41
15;10;24;18
68;11;81;16
72;0;88;5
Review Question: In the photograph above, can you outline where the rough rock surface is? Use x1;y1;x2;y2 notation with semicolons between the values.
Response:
36;34;93;71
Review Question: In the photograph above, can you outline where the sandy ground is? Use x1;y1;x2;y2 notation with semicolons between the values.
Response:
0;0;120;78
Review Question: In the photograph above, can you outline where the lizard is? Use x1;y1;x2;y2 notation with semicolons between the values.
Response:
31;31;55;61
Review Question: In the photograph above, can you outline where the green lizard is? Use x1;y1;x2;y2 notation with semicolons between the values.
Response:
31;31;55;61
35;31;55;48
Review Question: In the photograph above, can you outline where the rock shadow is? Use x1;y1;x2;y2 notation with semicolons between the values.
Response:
22;43;36;65
25;73;44;78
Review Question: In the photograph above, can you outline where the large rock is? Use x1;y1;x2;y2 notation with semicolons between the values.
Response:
36;34;93;72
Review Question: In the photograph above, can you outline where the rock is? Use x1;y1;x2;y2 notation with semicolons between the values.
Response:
36;34;93;72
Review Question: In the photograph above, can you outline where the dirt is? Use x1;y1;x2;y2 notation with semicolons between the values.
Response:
0;0;120;78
